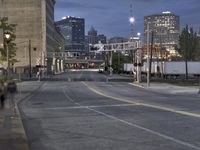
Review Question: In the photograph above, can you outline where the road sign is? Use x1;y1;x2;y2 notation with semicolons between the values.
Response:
0;29;3;49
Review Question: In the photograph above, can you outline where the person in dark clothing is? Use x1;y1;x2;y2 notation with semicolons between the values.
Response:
7;80;17;114
0;81;6;108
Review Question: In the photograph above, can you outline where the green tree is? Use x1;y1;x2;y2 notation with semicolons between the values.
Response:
0;17;17;65
178;25;199;61
112;52;132;73
177;25;199;78
196;35;200;60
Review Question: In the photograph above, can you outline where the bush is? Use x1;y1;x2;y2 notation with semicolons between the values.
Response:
0;75;7;82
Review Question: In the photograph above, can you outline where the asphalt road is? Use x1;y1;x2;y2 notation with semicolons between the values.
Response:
19;71;200;150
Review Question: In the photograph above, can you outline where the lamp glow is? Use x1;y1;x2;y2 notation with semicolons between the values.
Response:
129;17;135;24
5;33;11;39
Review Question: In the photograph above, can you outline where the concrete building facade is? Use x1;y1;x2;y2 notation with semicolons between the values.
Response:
0;0;63;74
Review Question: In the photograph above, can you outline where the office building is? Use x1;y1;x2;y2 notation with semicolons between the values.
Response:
98;34;107;44
86;26;98;45
109;37;128;44
144;12;180;55
56;16;85;56
0;0;63;74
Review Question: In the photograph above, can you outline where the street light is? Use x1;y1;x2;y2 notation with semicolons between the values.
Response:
136;33;142;83
137;32;141;37
4;32;11;78
129;17;135;24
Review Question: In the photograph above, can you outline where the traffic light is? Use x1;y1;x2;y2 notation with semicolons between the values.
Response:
134;63;143;67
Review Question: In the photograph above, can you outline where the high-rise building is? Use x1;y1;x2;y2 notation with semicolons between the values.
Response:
87;26;98;44
0;0;63;74
97;34;107;44
109;37;128;44
85;26;107;46
144;12;180;55
56;16;85;55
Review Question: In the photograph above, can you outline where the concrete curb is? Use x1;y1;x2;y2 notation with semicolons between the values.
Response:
13;81;44;150
129;82;146;89
129;82;200;95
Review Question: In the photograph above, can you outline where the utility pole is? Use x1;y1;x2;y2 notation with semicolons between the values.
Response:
149;31;154;79
6;42;9;78
136;48;142;83
109;50;113;76
147;23;150;87
29;39;32;78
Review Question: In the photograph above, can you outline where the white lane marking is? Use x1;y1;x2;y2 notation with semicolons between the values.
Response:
87;107;200;150
43;104;137;110
83;82;200;119
62;87;75;103
62;83;200;149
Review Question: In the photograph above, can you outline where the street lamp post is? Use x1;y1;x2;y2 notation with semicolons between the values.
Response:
136;32;142;83
4;32;11;79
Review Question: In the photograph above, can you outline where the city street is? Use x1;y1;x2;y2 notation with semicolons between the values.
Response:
1;0;200;150
18;71;200;150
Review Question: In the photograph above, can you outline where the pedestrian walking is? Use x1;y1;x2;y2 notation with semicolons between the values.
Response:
132;68;137;82
36;70;41;81
7;80;17;115
0;81;6;109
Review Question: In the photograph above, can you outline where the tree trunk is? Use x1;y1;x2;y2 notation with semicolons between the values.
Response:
185;59;188;79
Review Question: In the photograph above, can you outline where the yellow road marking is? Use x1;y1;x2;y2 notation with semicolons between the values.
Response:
83;82;200;119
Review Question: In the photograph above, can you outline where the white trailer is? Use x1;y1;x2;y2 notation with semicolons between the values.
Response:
163;61;186;75
123;63;134;73
142;61;200;76
124;61;200;77
187;62;200;75
162;61;200;76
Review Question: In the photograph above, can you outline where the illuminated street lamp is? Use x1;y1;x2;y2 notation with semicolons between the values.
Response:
4;32;11;78
137;32;141;37
129;17;135;24
129;16;135;38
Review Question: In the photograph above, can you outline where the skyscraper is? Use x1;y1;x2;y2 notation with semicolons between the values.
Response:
87;26;98;45
144;12;180;55
97;34;107;44
56;16;85;55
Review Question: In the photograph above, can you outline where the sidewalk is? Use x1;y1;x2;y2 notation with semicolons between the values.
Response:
130;82;200;95
0;81;43;150
106;73;134;82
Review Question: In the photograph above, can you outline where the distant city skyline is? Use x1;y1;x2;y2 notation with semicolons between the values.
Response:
55;0;200;38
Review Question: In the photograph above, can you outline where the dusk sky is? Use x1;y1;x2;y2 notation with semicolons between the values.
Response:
55;0;200;38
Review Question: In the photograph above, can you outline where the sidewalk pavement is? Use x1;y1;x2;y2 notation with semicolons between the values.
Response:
0;81;43;150
130;82;200;95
